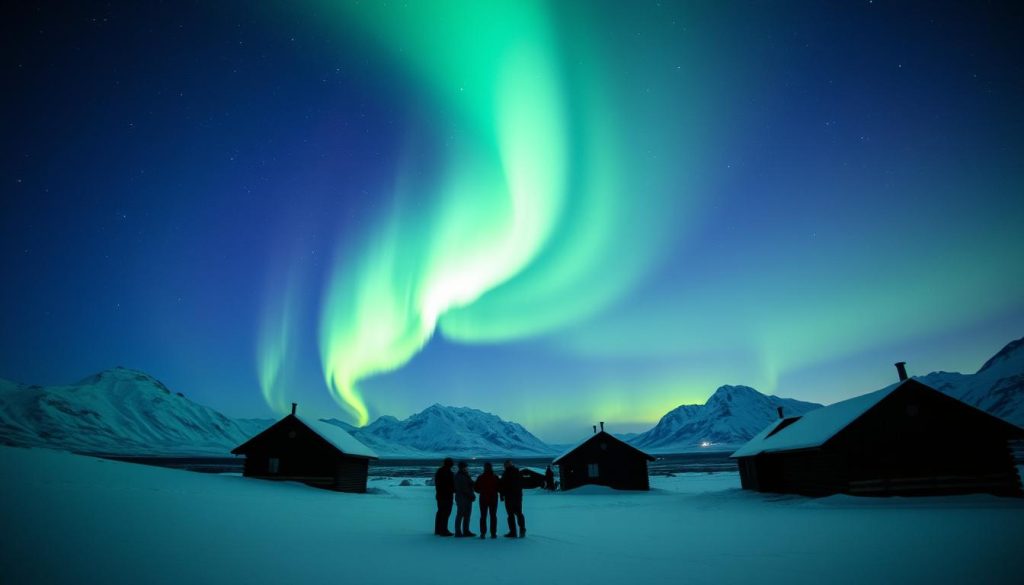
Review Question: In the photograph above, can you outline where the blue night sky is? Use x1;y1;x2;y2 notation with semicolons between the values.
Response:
2;1;1022;443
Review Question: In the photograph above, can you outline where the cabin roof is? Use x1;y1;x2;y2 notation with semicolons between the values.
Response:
553;431;655;464
232;414;378;459
731;379;1024;458
296;415;379;459
731;382;899;458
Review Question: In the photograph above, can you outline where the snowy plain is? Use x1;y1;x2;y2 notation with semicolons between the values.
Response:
2;446;1022;585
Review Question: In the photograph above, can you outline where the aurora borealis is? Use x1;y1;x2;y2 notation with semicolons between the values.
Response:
312;1;694;424
2;1;1023;442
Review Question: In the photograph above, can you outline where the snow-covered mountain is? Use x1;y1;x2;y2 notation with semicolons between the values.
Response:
630;337;1024;454
321;404;555;458
3;336;1020;458
0;367;254;455
235;417;277;439
0;368;552;458
630;386;823;453
917;336;1024;427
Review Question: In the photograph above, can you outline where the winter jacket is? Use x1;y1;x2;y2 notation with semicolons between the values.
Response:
454;470;476;506
500;466;523;500
474;470;500;503
434;466;454;500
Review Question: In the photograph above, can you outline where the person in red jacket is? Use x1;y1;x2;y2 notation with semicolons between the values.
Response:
473;461;500;539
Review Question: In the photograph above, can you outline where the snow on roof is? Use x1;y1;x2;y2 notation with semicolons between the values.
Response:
294;414;378;459
728;419;787;458
731;381;902;458
552;431;654;463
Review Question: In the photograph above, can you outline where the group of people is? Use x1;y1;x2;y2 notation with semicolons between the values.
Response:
434;458;528;538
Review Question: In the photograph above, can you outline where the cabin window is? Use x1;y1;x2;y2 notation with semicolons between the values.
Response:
587;463;599;478
906;404;919;417
288;431;297;439
268;458;280;474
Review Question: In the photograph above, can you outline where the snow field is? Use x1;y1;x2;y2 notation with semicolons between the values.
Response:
1;446;1022;585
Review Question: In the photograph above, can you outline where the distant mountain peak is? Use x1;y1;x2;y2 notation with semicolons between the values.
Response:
631;385;822;453
977;336;1024;374
708;385;761;400
714;384;757;393
914;335;1024;428
418;403;495;419
75;366;171;391
0;367;254;455
335;402;552;458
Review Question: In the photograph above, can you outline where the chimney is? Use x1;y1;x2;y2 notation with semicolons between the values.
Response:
592;424;597;434
777;406;784;420
600;421;605;432
291;402;297;416
894;362;908;382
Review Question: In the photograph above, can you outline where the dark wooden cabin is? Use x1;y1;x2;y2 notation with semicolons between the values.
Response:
519;467;546;489
554;423;655;491
231;404;378;493
732;374;1024;497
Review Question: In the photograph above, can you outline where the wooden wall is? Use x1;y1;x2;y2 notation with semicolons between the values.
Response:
237;416;371;493
558;434;650;491
737;383;1023;497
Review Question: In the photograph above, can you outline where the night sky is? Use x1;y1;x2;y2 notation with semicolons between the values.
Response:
3;1;1022;442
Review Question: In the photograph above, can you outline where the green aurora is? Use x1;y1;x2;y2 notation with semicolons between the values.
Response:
4;2;1022;443
305;1;702;424
252;1;1024;435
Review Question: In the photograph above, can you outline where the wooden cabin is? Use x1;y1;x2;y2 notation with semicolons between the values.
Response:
732;375;1024;497
231;404;378;493
554;423;655;491
518;467;546;489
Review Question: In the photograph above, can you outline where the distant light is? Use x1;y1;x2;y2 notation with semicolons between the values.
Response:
700;441;712;448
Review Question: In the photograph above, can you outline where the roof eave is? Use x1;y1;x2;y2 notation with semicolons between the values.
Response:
552;431;655;463
230;414;380;459
733;445;825;458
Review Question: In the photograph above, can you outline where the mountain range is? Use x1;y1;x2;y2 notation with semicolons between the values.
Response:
320;404;553;458
0;367;254;455
0;336;1021;457
916;336;1024;427
629;386;823;453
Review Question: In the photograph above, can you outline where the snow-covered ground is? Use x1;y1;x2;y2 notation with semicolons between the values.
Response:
2;446;1022;585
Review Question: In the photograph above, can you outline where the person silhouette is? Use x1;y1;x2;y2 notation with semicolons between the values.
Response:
474;462;500;539
544;465;555;490
434;457;455;536
453;461;476;537
500;460;526;538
